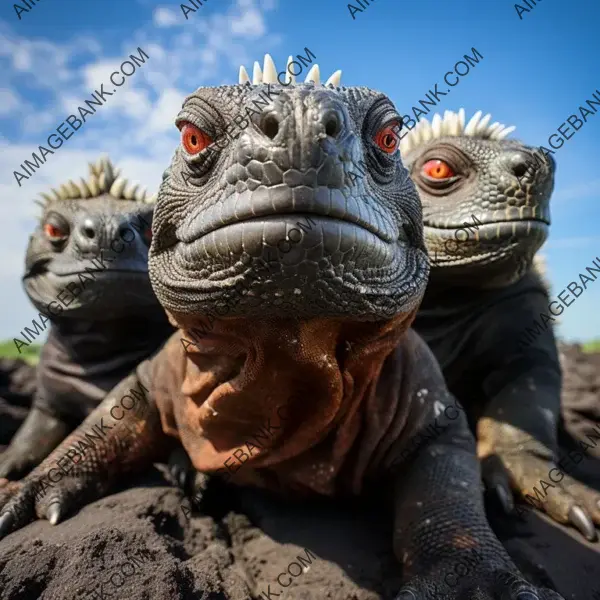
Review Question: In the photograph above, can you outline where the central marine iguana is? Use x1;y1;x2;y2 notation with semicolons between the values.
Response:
0;56;563;599
401;110;600;541
0;158;173;479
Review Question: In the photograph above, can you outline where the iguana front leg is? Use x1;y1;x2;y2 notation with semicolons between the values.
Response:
393;401;563;600
382;333;563;600
0;367;171;538
380;336;563;599
478;359;600;541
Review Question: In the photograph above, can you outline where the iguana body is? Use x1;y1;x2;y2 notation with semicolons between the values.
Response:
0;57;562;599
0;158;173;479
402;110;600;540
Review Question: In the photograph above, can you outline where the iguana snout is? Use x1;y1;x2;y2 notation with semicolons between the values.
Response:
151;79;428;321
24;196;158;319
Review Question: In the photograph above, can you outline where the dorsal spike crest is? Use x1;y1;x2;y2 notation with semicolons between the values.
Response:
239;65;250;84
237;54;341;88
400;109;517;156
304;64;320;85
325;70;342;87
285;56;296;84
123;181;139;200
262;54;278;84
34;157;154;209
110;176;127;198
252;61;263;85
464;110;483;136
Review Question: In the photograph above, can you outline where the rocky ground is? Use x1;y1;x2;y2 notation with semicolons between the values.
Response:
0;347;599;600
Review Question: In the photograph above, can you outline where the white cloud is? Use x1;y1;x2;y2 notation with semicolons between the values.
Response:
153;7;179;28
0;88;20;115
229;6;266;37
0;0;281;339
146;88;186;135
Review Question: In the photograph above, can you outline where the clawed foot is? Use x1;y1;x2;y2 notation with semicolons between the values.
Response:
396;566;564;599
0;477;48;540
0;463;102;540
478;417;600;541
167;446;210;516
481;446;600;542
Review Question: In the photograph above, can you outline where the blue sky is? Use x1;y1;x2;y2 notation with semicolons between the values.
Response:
0;0;598;343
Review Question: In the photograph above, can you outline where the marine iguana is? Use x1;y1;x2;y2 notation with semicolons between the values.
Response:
0;158;173;479
402;110;600;541
0;56;563;599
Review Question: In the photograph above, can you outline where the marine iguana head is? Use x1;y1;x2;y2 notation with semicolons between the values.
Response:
24;157;161;320
401;110;555;288
150;55;428;325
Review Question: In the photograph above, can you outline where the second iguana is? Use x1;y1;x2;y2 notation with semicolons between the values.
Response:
0;158;173;479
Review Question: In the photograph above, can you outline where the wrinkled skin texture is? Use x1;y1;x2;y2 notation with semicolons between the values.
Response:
0;194;173;479
406;133;600;541
1;83;562;600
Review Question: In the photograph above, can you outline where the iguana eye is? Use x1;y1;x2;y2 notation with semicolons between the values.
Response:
374;121;400;154
422;159;455;179
142;226;152;246
44;222;69;243
180;122;212;155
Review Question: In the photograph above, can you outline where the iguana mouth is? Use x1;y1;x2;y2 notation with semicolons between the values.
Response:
183;187;402;245
49;268;149;277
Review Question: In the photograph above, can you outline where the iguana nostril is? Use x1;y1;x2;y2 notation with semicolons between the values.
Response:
324;115;341;138
508;152;532;179
83;226;95;239
513;163;528;178
260;114;279;139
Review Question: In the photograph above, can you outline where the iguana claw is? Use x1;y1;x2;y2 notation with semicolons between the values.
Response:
0;511;14;539
568;505;597;541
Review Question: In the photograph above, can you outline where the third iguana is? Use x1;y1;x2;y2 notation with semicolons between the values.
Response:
401;109;600;540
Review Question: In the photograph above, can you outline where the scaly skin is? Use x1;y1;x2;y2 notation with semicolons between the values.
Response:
403;110;600;541
0;158;173;479
0;58;562;600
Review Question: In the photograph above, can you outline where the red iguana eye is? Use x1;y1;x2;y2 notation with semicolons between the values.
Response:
374;121;400;154
44;223;68;242
180;122;212;155
143;227;152;246
422;159;455;179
